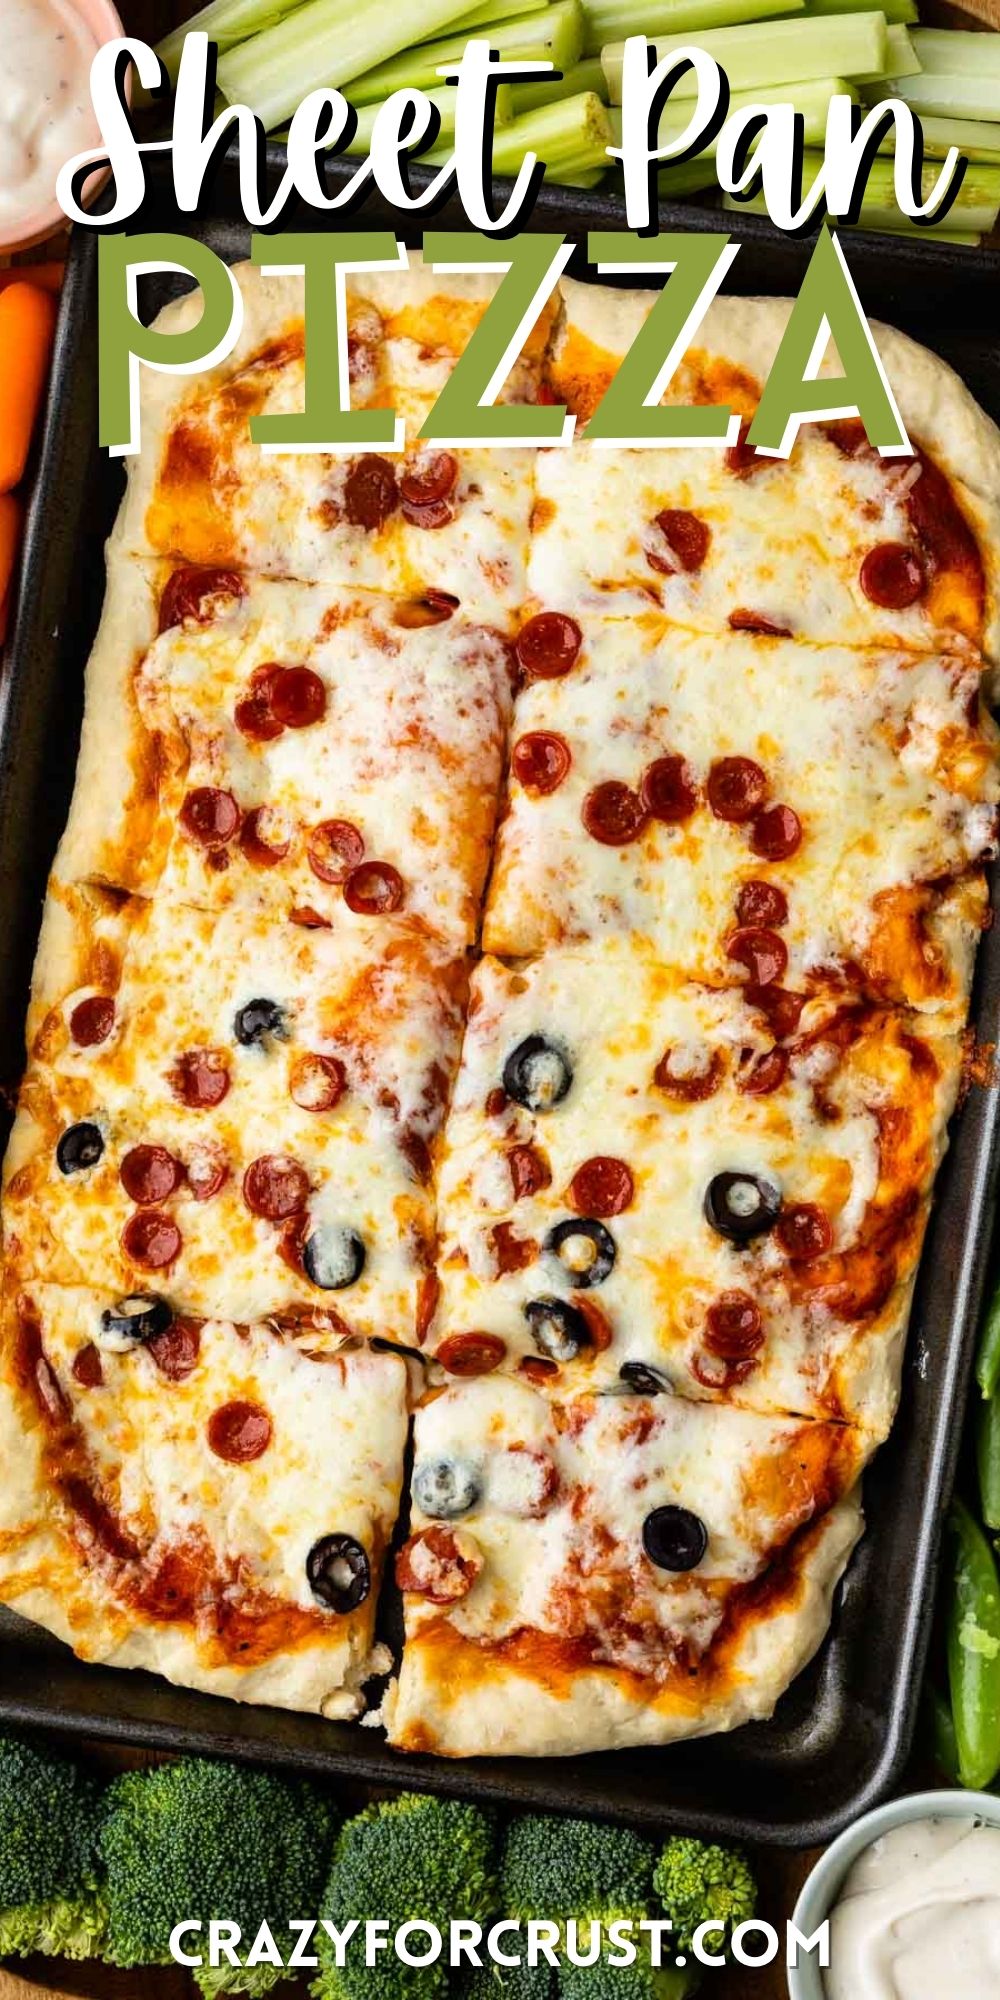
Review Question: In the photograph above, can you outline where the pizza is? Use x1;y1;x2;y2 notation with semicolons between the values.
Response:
4;881;465;1334
428;947;961;1438
0;254;997;1752
113;258;549;621
384;1373;866;1756
538;280;1000;676
56;562;513;947
483;613;997;1019
0;1283;409;1716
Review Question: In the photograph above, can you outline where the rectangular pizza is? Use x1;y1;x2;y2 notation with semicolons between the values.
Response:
0;253;998;1755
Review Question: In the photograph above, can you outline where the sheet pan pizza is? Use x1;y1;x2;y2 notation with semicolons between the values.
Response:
1;252;998;1758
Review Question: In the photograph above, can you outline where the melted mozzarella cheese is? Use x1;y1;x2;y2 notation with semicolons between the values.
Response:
431;948;961;1435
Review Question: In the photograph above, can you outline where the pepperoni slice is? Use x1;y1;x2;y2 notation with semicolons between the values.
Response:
728;609;792;638
240;806;292;869
394;589;460;628
207;1399;273;1464
119;1145;183;1206
69;994;115;1047
512;731;571;795
186;1144;228;1201
307;819;365;884
437;1332;507;1377
234;663;285;742
243;1155;309;1221
570;1156;634;1217
486;1087;508;1119
859;542;926;610
289;905;332;929
158;567;245;633
736;879;788;928
705;1290;764;1358
344;861;403;915
290;1053;347;1114
519;1355;559;1386
491;1222;537;1275
395;1525;481;1602
342;454;398;530
72;1343;104;1388
748;985;804;1039
121;1210;182;1270
647;508;710;575
148;1317;202;1380
707;757;767;823
582;781;648;847
727;926;788;987
751;804;802;862
168;1049;230;1108
738;1048;788;1096
179;787;241;848
653;1046;725;1101
776;1203;832;1262
725;420;762;478
516;612;583;681
508;1145;551;1200
640;755;698;823
399;452;458;508
269;665;327;728
401;496;454;531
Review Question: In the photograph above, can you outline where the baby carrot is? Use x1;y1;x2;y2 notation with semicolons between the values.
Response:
0;262;64;297
0;491;23;645
0;282;58;494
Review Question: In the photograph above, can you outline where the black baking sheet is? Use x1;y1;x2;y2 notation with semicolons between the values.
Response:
1;153;998;1845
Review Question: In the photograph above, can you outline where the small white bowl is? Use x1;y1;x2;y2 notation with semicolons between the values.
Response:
787;1787;1000;2000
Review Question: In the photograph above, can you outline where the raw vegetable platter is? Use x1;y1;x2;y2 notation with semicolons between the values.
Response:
0;154;999;1844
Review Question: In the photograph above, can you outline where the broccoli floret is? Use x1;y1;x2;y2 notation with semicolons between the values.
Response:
0;1733;107;1961
500;1818;656;1926
313;1793;497;2000
653;1838;756;1959
98;1754;336;1995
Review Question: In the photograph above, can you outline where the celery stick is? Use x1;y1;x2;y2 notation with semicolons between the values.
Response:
425;86;611;175
512;55;606;110
609;75;852;155
867;73;1000;124
799;0;915;21
562;166;607;182
582;0;800;60
911;28;1000;79
654;155;722;191
217;0;475;124
156;0;303;83
724;149;1000;230
345;0;583;105
331;80;513;152
876;111;1000;165
854;22;919;81
443;0;547;28
602;13;888;104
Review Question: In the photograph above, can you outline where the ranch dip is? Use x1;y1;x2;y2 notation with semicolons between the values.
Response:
826;1816;1000;2000
0;0;99;227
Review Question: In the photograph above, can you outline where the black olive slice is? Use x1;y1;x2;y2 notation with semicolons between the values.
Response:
413;1457;481;1520
234;998;288;1048
56;1122;104;1175
642;1505;708;1572
302;1225;366;1290
98;1294;173;1351
307;1533;370;1611
502;1035;573;1113
546;1217;616;1288
619;1360;672;1396
703;1171;781;1243
523;1296;591;1363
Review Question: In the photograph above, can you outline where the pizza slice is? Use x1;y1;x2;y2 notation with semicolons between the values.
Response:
113;257;548;618
384;1372;866;1756
4;881;466;1334
55;560;513;947
428;947;961;1438
0;1280;409;1716
535;280;1000;673
483;613;997;1022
